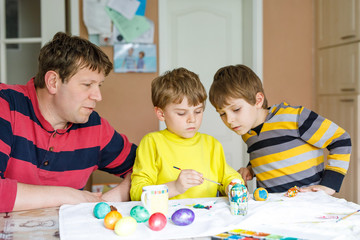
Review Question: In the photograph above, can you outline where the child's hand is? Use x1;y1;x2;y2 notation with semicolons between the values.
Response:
175;169;204;194
238;166;254;183
299;185;335;195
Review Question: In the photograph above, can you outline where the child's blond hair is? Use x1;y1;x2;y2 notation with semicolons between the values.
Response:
209;64;268;109
151;67;207;109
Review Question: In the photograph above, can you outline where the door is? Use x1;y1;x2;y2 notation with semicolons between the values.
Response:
159;0;263;191
0;0;67;84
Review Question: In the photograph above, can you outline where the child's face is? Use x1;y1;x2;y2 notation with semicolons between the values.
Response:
155;97;204;139
216;94;265;135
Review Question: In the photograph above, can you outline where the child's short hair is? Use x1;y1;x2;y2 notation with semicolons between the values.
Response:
151;67;207;109
209;64;268;109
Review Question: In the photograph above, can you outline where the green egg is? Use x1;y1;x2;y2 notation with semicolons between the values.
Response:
130;205;150;223
93;202;111;219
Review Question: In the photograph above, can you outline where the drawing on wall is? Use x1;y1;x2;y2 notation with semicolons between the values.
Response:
114;43;156;73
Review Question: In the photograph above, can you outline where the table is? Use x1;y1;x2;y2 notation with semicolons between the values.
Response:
0;207;60;239
2;192;360;240
0;207;209;240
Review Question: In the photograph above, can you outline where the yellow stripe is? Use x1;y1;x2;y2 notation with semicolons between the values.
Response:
251;144;318;168
262;121;297;132
327;154;350;162
325;165;347;175
256;156;324;181
307;119;332;144
320;127;346;148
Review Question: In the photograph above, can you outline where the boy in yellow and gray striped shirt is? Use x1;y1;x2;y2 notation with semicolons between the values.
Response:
209;64;351;195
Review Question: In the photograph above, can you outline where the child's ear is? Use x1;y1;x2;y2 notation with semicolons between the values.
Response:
154;107;165;121
255;92;265;108
44;70;60;95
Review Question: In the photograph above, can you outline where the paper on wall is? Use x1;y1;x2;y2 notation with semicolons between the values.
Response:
107;0;140;20
83;0;112;35
105;6;150;43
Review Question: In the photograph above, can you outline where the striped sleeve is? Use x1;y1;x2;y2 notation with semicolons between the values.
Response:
0;86;17;212
98;118;137;177
298;107;351;191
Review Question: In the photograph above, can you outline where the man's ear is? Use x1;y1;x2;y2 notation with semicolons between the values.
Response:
44;71;59;94
154;107;165;121
255;92;265;108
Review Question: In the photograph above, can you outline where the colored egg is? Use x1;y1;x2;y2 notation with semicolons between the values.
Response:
171;208;195;226
104;210;122;230
148;212;167;231
253;187;268;201
114;216;137;236
130;205;150;223
93;202;111;219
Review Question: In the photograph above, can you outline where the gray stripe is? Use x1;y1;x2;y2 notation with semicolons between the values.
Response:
328;158;350;170
267;113;298;124
258;164;324;189
250;138;304;159
245;129;298;147
314;122;339;147
300;115;323;141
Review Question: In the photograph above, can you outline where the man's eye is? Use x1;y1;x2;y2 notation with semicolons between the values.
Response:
234;108;240;112
219;112;225;117
177;113;185;116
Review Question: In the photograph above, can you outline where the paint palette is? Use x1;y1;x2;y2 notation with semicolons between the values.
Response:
212;228;304;240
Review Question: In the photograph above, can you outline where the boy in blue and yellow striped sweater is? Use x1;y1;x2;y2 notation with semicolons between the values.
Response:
209;64;351;195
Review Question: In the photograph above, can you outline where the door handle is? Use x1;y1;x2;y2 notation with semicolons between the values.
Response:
341;35;356;40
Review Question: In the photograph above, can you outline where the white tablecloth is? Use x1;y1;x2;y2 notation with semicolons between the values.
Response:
59;191;360;240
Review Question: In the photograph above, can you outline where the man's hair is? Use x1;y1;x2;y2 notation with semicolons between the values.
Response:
209;64;268;109
151;67;207;109
34;32;113;88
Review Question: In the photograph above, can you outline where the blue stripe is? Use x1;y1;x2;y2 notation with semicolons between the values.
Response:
299;111;318;136
69;111;101;130
248;135;296;153
1;89;43;128
10;135;101;171
102;144;136;177
0;117;12;146
265;172;323;193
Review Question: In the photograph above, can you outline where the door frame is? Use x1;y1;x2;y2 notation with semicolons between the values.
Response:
0;0;71;84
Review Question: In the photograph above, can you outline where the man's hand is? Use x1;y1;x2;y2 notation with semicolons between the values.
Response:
102;173;132;202
300;185;335;195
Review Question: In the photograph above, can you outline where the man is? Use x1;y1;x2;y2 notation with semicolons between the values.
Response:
0;32;137;212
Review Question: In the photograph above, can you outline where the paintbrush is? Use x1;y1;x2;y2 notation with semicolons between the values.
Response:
336;209;360;223
173;166;223;186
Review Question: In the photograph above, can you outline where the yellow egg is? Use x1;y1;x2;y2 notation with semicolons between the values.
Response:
114;216;137;236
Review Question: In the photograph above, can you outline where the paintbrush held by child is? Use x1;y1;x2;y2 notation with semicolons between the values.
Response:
209;64;351;195
130;68;244;201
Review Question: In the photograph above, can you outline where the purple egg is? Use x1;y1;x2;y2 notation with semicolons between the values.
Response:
171;208;195;226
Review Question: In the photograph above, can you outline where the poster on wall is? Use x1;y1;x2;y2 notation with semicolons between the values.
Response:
114;43;156;73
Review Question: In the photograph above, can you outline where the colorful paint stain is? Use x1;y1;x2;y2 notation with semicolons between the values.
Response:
193;204;212;210
212;229;301;240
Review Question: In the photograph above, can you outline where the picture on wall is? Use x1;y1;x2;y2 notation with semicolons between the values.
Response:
114;43;156;73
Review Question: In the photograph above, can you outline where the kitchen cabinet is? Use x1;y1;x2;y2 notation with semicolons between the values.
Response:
316;0;360;48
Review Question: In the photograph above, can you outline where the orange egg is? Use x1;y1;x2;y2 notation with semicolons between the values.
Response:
104;210;122;230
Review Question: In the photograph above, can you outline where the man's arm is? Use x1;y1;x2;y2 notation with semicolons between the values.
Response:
102;173;131;202
12;183;102;212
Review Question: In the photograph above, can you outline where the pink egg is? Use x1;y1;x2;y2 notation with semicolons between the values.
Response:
148;212;167;231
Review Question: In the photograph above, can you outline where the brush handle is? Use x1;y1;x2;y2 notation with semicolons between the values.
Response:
336;210;360;222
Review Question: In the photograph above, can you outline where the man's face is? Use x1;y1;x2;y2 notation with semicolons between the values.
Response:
54;67;104;126
157;97;204;139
